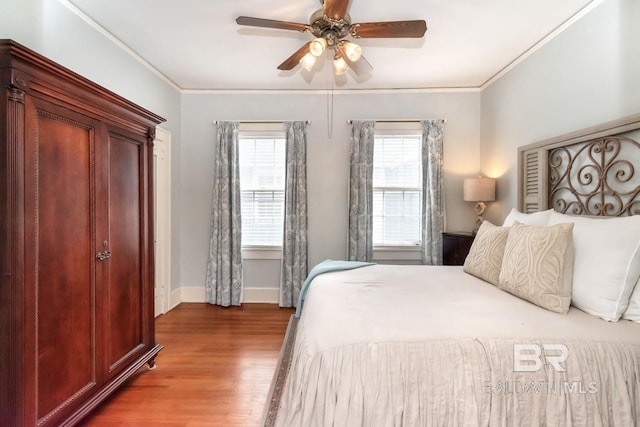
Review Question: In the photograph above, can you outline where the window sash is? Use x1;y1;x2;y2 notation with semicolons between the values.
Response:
372;133;423;246
240;190;284;246
238;134;285;247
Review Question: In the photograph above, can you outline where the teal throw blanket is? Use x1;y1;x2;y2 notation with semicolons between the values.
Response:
295;259;375;318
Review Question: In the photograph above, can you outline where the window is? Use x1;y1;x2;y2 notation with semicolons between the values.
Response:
372;132;422;246
238;132;286;247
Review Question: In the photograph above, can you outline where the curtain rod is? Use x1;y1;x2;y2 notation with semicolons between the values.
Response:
345;119;447;124
213;120;311;125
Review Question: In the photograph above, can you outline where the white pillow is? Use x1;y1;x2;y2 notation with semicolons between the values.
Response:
622;276;640;322
548;212;640;321
502;208;553;227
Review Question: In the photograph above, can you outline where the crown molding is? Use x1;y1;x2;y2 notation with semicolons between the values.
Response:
60;0;181;91
480;0;602;90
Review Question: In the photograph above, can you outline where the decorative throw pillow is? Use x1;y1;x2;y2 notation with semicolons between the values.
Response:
498;221;574;314
463;221;510;285
502;208;553;227
548;212;640;321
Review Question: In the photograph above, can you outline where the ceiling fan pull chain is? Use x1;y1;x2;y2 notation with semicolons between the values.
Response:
326;64;334;139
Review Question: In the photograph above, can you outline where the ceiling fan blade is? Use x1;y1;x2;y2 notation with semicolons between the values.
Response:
323;0;351;20
236;16;309;32
336;46;373;76
277;42;312;71
351;20;427;38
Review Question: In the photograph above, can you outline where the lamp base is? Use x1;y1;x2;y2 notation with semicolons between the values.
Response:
472;201;486;234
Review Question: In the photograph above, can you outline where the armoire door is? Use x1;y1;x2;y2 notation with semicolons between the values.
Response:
101;127;153;379
23;97;103;426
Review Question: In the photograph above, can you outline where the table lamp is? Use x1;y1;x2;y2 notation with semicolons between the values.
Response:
463;177;496;233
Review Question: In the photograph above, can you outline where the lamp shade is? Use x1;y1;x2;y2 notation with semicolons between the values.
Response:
333;55;348;75
463;177;496;202
299;52;317;71
309;38;327;57
341;41;362;62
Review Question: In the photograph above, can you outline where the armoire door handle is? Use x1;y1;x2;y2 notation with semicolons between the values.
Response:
96;251;111;261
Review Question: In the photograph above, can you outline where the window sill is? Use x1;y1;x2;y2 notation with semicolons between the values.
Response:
373;245;422;261
242;246;282;260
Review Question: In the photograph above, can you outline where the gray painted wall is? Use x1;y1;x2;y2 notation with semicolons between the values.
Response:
180;91;480;290
480;0;640;224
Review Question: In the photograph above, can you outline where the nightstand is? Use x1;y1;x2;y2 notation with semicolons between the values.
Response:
442;232;475;266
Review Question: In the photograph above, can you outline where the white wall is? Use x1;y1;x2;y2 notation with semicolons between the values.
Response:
480;0;640;224
1;0;184;291
180;90;481;294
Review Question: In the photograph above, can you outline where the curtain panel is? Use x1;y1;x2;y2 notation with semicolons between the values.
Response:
421;119;445;265
280;121;309;307
347;120;376;262
205;121;243;306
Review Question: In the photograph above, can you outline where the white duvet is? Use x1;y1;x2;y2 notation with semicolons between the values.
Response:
275;265;640;426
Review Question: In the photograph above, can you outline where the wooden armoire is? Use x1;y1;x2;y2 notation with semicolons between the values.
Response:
0;40;164;426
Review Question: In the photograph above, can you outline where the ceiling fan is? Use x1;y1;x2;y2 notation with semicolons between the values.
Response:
236;0;427;76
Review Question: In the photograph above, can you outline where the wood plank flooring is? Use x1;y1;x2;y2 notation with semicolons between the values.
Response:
81;303;295;426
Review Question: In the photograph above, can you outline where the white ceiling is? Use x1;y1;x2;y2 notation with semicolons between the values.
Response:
66;0;597;91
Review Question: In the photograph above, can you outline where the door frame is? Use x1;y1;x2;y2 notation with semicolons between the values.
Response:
153;126;171;316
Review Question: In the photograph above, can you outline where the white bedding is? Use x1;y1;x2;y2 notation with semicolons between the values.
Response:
275;265;640;426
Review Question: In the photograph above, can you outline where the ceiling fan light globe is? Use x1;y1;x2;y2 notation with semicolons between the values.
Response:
333;55;348;75
342;41;362;62
300;52;317;71
309;38;327;56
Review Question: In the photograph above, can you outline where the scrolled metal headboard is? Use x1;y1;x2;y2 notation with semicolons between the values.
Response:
518;113;640;216
548;136;640;216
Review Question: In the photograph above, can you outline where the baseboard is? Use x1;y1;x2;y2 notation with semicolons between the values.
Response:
180;286;206;302
244;287;280;304
169;288;183;311
171;286;280;305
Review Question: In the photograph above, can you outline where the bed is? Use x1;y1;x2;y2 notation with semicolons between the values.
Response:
264;114;640;426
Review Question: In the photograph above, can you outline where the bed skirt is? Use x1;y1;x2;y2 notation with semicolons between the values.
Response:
270;321;640;426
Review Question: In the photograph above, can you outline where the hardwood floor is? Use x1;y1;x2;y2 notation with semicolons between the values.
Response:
81;303;295;427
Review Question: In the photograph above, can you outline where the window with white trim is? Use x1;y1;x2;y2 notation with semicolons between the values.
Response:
238;131;286;247
372;131;423;246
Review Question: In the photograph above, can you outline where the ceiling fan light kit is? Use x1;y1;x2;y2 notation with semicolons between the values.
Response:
310;37;328;56
236;0;427;76
300;52;318;71
341;41;362;62
333;54;348;75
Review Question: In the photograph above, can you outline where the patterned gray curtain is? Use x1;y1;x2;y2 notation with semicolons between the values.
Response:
348;120;376;261
421;119;445;265
280;121;308;307
205;121;243;306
